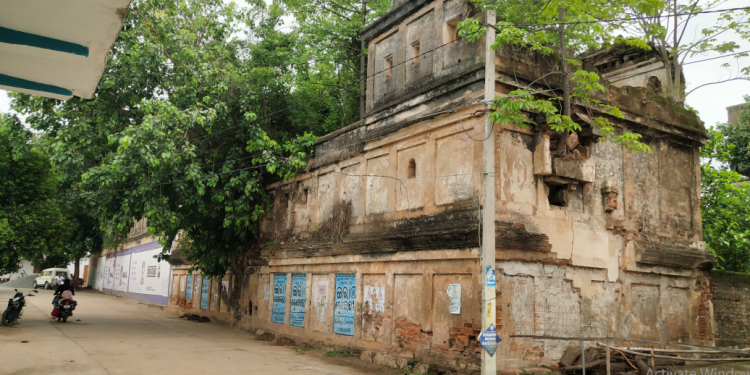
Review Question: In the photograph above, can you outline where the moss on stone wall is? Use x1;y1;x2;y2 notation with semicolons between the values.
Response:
711;270;750;285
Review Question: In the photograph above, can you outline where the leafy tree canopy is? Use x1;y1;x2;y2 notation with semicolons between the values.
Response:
10;0;342;278
282;0;391;120
700;127;750;272
458;0;651;152
0;115;71;273
719;96;750;176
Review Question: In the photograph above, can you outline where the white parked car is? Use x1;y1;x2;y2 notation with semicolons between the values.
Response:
33;268;71;290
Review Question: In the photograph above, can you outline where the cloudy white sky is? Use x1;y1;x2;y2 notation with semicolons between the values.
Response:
1;0;748;128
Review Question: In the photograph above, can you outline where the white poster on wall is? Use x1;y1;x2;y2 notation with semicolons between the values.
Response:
127;248;171;297
447;284;461;315
94;257;105;291
114;254;131;292
315;280;329;322
104;256;115;290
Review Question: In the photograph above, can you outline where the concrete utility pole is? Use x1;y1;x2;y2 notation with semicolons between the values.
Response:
481;9;497;375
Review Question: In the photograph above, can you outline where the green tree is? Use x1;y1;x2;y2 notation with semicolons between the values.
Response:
622;0;750;104
459;0;652;152
700;128;750;272
282;0;391;120
0;114;71;273
719;96;750;175
11;0;322;288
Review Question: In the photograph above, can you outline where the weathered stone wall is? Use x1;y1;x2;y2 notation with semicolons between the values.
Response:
711;271;750;347
497;261;714;368
168;252;488;373
163;1;716;372
363;0;485;114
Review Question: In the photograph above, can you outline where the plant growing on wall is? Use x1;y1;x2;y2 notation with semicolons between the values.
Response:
458;0;653;152
621;0;750;104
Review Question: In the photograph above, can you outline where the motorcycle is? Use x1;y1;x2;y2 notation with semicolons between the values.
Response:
70;278;84;288
2;289;37;326
55;298;77;323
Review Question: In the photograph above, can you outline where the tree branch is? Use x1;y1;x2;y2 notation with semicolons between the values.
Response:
319;5;351;21
686;77;750;96
326;0;359;14
132;9;173;61
311;82;359;94
676;0;700;47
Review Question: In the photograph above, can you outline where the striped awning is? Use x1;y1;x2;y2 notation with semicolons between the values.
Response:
0;0;132;100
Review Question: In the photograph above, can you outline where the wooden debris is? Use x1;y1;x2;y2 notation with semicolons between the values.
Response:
558;342;750;375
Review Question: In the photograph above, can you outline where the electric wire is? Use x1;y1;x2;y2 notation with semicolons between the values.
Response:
313;49;749;153
483;49;750;104
71;9;750;196
101;164;268;193
67;4;750;168
359;6;750;82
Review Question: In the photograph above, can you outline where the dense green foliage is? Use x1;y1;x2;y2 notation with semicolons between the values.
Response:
458;0;651;152
282;0;391;121
458;0;749;148
0;115;70;273
701;128;750;272
701;99;750;272
719;98;750;175
10;0;353;277
4;0;747;277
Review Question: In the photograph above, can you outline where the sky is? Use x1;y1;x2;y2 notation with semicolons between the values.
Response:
1;0;748;128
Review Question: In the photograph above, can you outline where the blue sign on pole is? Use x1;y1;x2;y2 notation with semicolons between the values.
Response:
290;274;306;327
486;265;496;287
272;274;287;324
186;275;193;301
200;276;209;310
477;324;501;357
334;274;356;336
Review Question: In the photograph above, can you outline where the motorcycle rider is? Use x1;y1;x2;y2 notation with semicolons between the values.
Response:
51;279;75;319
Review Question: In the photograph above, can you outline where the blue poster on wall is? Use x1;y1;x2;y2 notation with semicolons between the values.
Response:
200;276;209;310
186;275;193;301
272;274;287;324
334;274;356;336
290;274;306;327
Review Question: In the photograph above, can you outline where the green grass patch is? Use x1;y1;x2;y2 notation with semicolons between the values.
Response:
324;350;353;358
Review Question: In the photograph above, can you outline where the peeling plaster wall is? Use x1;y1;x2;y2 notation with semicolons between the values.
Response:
365;0;482;113
496;261;710;367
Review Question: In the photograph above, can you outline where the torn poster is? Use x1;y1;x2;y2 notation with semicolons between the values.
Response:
316;281;328;322
447;284;461;314
364;286;386;313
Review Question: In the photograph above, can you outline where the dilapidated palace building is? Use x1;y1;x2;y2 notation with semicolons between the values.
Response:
164;0;717;371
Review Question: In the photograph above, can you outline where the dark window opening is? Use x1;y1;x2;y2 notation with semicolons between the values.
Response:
412;42;420;64
647;76;662;93
302;188;309;204
248;299;253;316
547;184;568;207
445;19;459;44
407;158;417;179
385;56;393;77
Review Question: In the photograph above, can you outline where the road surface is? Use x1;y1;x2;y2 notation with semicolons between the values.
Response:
0;287;389;375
